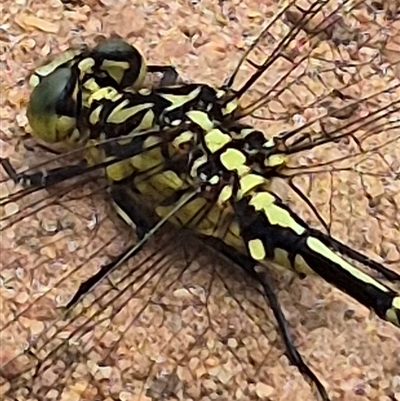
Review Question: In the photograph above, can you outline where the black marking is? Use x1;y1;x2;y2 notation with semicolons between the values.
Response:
203;237;330;401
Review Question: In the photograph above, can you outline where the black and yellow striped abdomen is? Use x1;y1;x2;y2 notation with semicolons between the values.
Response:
233;189;400;328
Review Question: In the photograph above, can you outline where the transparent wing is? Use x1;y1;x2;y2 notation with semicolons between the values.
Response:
225;0;399;118
218;0;400;267
2;176;301;400
1;131;311;399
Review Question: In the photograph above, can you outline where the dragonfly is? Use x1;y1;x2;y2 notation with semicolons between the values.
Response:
1;1;399;400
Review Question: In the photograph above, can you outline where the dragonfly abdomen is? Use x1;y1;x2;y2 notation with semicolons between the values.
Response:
300;236;400;327
234;189;400;328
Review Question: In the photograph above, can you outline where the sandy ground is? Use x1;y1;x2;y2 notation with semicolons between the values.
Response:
0;1;400;400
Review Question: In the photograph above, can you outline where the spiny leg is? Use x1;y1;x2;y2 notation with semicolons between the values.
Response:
203;236;330;401
65;186;199;309
147;65;180;86
97;183;158;292
64;184;155;309
0;157;91;188
0;134;157;190
109;184;154;240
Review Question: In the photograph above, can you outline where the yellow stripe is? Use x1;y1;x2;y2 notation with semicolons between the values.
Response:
83;77;101;93
204;129;232;153
265;154;285;168
156;197;207;226
222;99;238;116
273;248;292;270
135;109;155;132
190;154;208;179
139;88;152;96
55;116;76;141
387;297;400;327
172;131;194;148
263;138;275;149
29;74;40;89
248;239;266;260
186;110;214;132
307;237;390;293
161;87;202;113
82;78;102;107
32;48;82;82
386;306;400;326
218;185;233;205
135;168;186;201
240;128;254;138
198;204;226;236
89;86;121;104
101;60;130;84
106;102;154;124
132;56;147;89
238;174;264;198
85;139;105;166
89;105;103;125
249;191;274;207
106;159;134;182
294;254;313;276
130;137;163;170
71;81;80;103
78;57;95;77
220;148;246;171
249;192;305;236
266;204;305;236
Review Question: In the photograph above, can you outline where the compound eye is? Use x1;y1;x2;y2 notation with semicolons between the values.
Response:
27;68;80;144
93;38;135;57
92;39;146;89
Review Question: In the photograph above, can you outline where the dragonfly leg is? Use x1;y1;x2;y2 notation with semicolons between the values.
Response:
66;184;157;309
65;244;134;309
147;65;180;86
0;157;90;188
203;237;331;401
109;184;154;239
